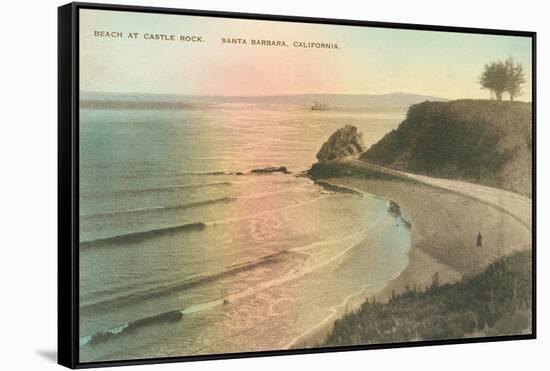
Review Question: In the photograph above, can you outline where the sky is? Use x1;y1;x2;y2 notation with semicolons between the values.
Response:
80;9;533;101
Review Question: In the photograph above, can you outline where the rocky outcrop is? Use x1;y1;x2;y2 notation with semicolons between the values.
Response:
316;125;366;162
250;166;291;174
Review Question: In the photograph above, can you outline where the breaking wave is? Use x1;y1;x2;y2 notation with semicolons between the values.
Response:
81;197;236;218
80;222;207;249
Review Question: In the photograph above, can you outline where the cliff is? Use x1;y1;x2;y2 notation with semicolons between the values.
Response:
360;100;532;196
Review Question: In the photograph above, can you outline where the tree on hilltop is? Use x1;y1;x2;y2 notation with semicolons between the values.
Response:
479;57;526;101
505;57;526;101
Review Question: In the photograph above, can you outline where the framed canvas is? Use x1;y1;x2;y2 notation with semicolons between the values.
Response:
58;2;536;368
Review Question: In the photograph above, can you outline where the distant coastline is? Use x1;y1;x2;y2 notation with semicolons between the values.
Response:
79;91;448;110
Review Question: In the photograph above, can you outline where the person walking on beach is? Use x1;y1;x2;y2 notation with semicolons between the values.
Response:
476;232;483;247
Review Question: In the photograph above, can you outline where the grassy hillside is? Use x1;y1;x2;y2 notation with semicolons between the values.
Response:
321;251;532;347
361;100;532;196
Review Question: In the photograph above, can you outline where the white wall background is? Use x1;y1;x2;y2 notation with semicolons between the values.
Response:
0;0;546;369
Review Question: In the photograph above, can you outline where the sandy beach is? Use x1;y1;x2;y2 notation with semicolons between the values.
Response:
292;160;532;348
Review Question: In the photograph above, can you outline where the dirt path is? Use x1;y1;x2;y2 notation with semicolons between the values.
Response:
347;158;532;230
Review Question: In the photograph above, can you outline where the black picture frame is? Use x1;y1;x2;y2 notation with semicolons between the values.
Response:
58;2;537;368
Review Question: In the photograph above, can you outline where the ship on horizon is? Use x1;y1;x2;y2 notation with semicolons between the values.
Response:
311;101;329;111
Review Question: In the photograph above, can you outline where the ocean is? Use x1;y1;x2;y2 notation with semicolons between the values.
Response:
78;103;412;361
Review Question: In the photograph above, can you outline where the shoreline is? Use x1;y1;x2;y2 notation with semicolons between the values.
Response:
290;171;532;349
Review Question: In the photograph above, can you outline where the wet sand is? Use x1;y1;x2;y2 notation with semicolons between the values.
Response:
292;163;532;348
